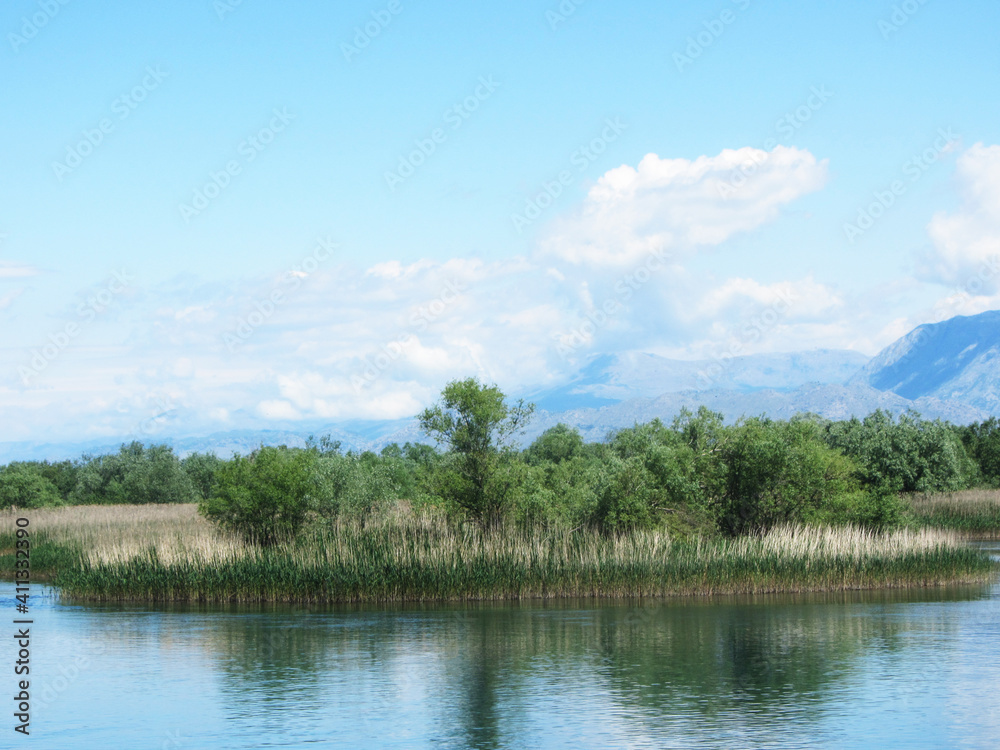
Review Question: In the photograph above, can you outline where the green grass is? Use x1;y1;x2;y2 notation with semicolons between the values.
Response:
4;504;992;603
908;489;1000;537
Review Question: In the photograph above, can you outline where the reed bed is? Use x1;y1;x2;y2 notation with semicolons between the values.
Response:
6;504;991;603
909;489;1000;537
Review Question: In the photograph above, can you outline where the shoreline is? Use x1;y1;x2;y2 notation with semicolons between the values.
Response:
3;561;996;604
3;504;997;605
50;574;998;605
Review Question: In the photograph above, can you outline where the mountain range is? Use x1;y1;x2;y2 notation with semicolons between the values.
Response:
848;310;1000;413
2;310;998;462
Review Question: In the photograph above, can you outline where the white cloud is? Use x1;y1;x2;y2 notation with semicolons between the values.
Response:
922;142;1000;293
1;146;872;440
0;287;25;310
538;146;828;266
0;262;40;279
256;399;302;420
697;277;842;318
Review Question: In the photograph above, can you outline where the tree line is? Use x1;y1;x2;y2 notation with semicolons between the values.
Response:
2;378;999;543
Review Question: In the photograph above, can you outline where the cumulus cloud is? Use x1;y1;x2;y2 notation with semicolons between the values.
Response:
0;146;852;440
921;143;1000;294
538;146;828;266
696;277;842;319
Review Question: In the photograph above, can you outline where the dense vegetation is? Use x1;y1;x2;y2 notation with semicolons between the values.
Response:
3;378;997;602
2;505;993;603
3;378;998;543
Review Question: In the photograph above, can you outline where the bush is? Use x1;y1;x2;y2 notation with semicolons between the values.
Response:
825;410;977;494
505;460;558;529
418;378;534;526
715;419;861;535
182;452;225;501
7;460;79;503
804;485;904;529
199;446;317;545
0;465;64;508
313;453;401;518
959;418;1000;488
593;455;660;531
526;424;584;465
71;442;199;505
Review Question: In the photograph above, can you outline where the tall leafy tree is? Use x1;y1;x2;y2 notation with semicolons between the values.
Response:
418;377;534;525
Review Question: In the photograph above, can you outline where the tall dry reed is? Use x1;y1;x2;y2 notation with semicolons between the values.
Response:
7;504;989;603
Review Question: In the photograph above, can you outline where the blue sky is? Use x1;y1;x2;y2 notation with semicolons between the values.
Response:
2;0;999;442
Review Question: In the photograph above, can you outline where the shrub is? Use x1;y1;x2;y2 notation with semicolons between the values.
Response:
313;453;401;518
593;455;660;531
199;446;317;545
71;442;199;505
7;460;79;503
715;419;861;535
182;452;225;501
959;418;1000;488
0;465;64;508
825;410;977;494
526;424;584;465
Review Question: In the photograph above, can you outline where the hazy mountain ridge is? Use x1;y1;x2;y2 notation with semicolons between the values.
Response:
526;349;870;411
3;312;998;463
850;310;1000;412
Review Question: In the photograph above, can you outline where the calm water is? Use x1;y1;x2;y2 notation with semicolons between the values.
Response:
3;546;999;749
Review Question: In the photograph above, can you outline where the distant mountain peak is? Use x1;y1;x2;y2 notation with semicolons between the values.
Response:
851;309;1000;411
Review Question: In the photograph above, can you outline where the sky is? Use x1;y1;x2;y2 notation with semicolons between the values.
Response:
1;0;999;443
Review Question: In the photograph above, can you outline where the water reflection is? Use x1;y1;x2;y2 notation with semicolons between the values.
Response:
11;581;998;749
174;588;987;745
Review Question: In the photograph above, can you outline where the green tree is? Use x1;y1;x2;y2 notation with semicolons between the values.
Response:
592;418;705;531
525;424;584;465
716;418;860;535
70;442;199;504
182;452;225;501
825;410;976;494
310;451;405;518
0;465;64;508
199;446;317;545
418;377;534;525
7;460;79;502
959;417;1000;487
593;455;660;530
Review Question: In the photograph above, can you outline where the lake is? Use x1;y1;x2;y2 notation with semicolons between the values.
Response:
4;544;999;749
